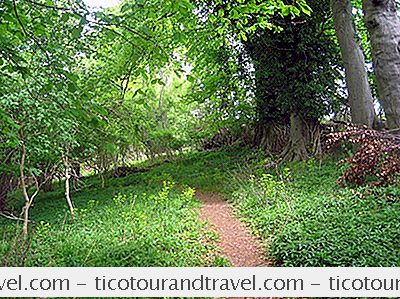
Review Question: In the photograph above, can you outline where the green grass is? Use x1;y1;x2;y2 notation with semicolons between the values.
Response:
0;167;225;267
1;147;399;267
231;156;400;266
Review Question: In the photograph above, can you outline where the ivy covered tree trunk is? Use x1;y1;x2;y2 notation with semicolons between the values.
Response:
247;0;341;160
331;0;376;127
363;0;400;129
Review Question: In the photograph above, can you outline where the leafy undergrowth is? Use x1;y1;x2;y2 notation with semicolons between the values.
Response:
231;156;400;266
0;178;225;267
134;148;400;266
1;147;399;267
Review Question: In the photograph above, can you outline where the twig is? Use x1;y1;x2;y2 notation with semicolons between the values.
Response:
0;212;32;223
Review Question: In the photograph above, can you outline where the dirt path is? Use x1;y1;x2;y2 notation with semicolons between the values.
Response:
197;191;270;267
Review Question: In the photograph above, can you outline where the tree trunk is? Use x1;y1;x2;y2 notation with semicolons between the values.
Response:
363;0;400;129
331;0;376;127
62;154;75;220
20;141;36;239
282;113;309;161
19;130;53;238
253;121;289;154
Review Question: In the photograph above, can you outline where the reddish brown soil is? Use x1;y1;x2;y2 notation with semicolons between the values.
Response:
197;191;270;267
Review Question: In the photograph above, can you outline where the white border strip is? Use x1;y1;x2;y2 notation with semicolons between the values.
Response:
0;267;399;297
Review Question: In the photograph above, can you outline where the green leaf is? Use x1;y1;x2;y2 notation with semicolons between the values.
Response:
61;13;70;22
71;27;82;39
141;26;152;36
67;83;77;92
297;0;312;16
239;31;248;41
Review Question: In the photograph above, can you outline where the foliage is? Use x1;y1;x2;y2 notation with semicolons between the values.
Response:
1;145;399;267
230;156;400;267
246;0;341;124
197;0;312;38
327;126;400;186
181;0;313;138
0;0;91;185
95;148;400;267
122;148;399;267
186;40;256;137
0;0;348;201
139;149;400;267
0;177;223;266
1;0;207;207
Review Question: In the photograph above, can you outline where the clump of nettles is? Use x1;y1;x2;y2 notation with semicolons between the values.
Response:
327;126;400;186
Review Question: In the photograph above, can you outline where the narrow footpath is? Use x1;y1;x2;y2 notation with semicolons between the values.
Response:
197;191;270;267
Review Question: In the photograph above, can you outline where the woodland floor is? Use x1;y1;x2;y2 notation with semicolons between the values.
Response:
1;149;398;270
197;191;269;267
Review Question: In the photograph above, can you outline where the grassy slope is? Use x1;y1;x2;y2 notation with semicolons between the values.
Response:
232;157;400;266
0;157;227;266
147;148;400;266
1;148;399;266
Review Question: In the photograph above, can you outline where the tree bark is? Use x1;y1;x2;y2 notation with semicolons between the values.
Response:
363;0;400;129
253;121;289;154
331;0;376;127
282;113;309;161
20;141;38;239
62;153;75;220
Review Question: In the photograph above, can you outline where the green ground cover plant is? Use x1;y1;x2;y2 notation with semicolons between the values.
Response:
231;156;400;266
0;175;223;267
1;147;398;267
